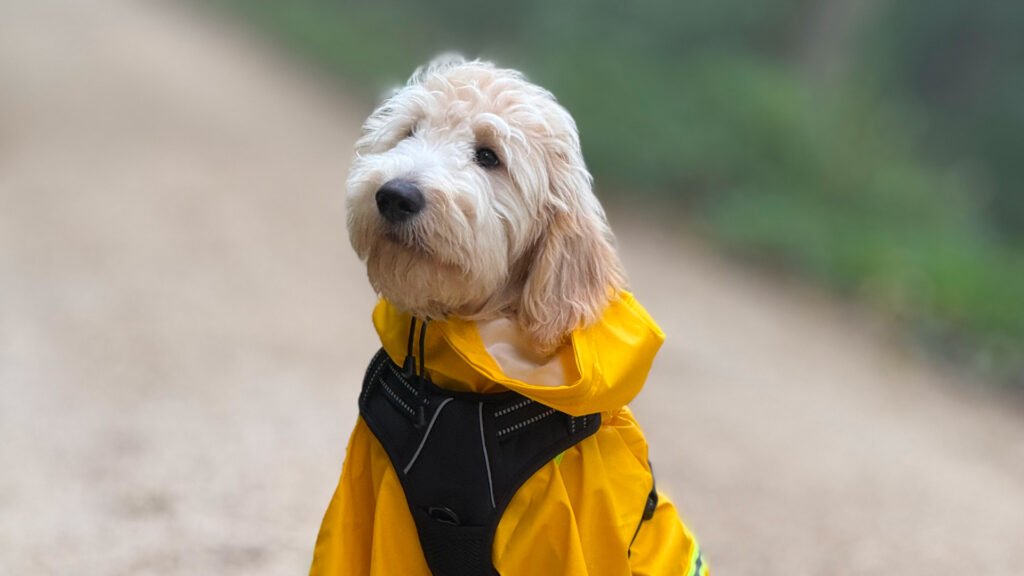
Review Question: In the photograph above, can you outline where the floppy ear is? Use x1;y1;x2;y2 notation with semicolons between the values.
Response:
518;148;627;354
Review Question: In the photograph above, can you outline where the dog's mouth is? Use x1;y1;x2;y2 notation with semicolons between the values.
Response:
380;225;433;257
383;227;415;248
376;224;475;277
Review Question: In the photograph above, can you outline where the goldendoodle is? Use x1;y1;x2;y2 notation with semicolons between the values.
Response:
312;55;706;576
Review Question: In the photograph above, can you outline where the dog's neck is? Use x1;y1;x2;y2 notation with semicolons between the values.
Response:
436;246;571;384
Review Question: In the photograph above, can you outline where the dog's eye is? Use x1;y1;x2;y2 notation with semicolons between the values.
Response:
474;147;501;169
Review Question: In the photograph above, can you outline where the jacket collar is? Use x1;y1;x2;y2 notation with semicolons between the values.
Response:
372;291;664;415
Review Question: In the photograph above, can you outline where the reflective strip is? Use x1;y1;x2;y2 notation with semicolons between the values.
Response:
493;398;533;417
380;381;415;417
686;546;706;576
403;397;454;474
478;402;496;509
387;363;421;397
360;351;388;405
496;408;556;437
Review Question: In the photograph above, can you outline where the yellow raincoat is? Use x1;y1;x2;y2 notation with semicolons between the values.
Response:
311;292;707;575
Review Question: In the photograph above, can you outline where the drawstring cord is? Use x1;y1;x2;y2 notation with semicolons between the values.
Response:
418;319;428;387
404;316;430;428
403;317;418;377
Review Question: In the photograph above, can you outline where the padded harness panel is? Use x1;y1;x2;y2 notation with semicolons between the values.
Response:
358;348;602;576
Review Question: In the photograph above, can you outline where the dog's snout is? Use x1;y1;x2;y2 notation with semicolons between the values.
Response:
376;179;425;223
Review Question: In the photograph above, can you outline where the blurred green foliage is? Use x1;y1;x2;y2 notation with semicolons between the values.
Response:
211;0;1024;384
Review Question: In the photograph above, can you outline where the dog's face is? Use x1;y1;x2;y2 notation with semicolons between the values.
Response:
347;56;624;351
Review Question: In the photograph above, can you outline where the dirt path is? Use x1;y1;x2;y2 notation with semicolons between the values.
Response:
2;1;1023;574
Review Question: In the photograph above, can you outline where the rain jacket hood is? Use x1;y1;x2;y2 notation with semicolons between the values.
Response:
372;291;665;415
311;291;706;576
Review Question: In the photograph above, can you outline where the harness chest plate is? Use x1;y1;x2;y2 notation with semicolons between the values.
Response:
358;348;602;576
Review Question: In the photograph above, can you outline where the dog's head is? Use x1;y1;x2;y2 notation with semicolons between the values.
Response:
347;55;625;352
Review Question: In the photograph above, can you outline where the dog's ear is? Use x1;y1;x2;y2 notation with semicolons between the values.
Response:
518;147;626;354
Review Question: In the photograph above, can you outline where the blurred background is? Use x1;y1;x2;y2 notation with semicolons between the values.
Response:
1;0;1022;574
219;0;1024;383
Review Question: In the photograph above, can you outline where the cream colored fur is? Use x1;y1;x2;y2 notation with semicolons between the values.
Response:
347;55;626;353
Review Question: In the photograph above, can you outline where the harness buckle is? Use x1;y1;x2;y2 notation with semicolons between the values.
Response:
428;506;461;526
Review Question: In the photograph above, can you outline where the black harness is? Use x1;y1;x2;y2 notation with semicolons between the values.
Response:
357;318;602;576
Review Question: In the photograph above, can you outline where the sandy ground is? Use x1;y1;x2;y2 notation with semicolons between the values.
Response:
2;1;1023;574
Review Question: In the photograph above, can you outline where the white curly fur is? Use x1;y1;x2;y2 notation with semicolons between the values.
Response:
346;55;626;353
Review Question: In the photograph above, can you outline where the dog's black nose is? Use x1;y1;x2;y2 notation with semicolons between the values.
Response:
375;179;425;223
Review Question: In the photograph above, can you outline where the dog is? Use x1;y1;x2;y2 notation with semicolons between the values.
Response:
311;55;706;576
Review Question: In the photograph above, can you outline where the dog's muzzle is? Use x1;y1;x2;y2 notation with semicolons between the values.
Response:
376;179;425;224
